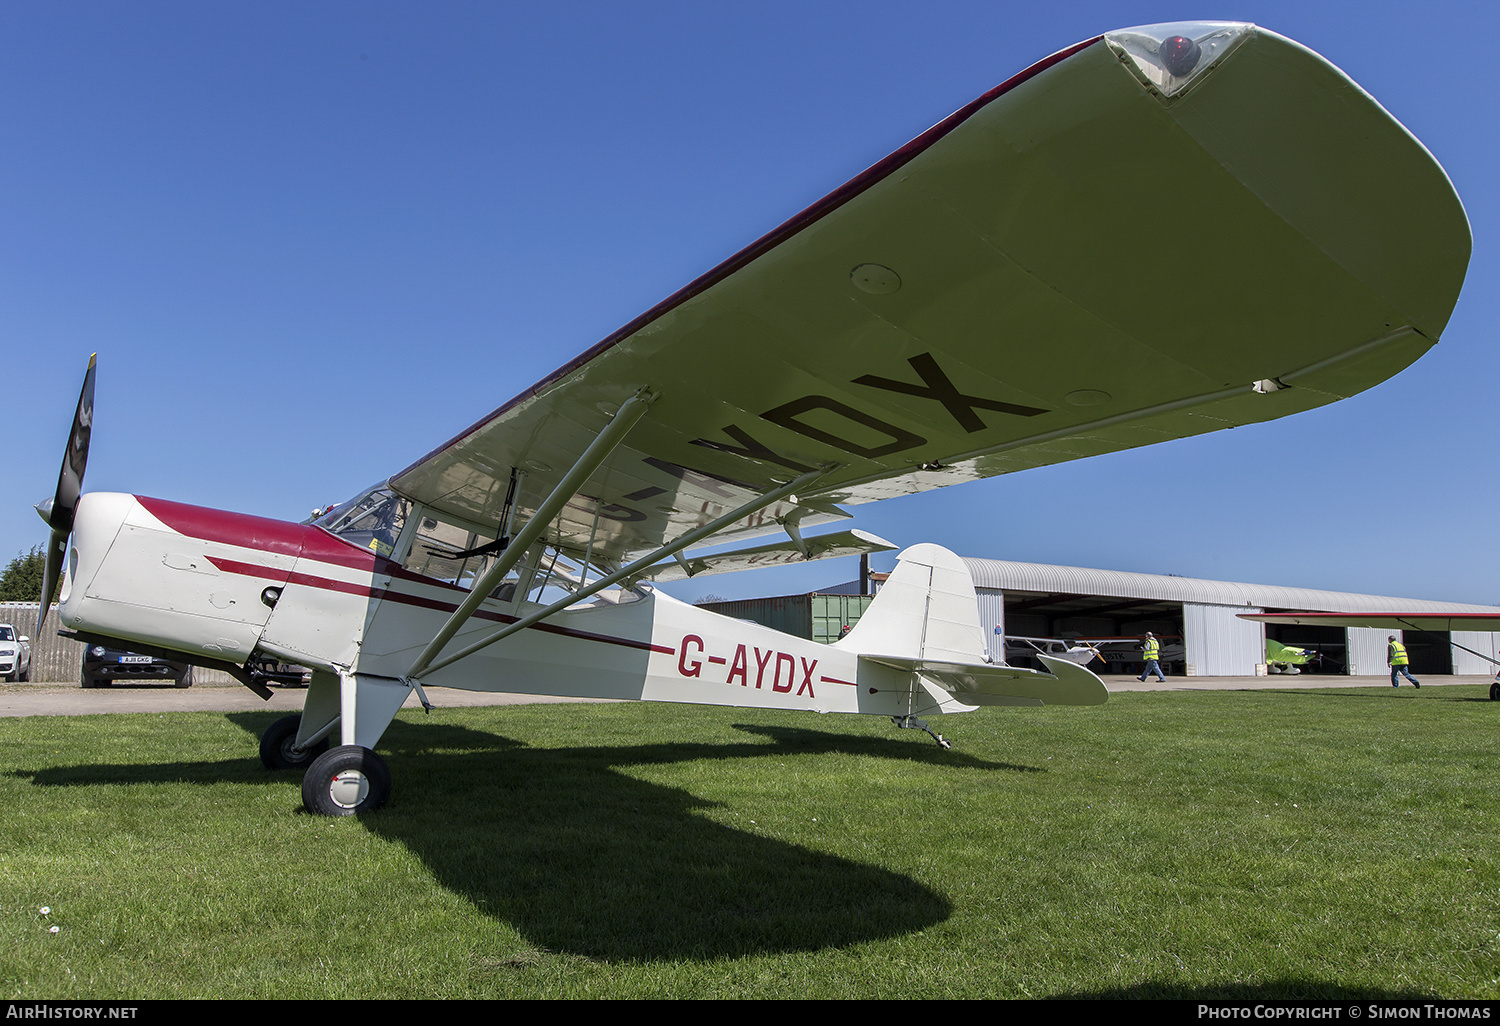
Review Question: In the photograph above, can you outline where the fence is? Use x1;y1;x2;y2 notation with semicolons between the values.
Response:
0;603;234;685
2;604;82;682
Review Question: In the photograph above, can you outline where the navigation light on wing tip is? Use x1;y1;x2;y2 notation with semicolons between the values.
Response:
1159;36;1201;77
1105;22;1253;100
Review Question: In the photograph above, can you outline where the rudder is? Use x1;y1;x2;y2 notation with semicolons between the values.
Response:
836;543;988;664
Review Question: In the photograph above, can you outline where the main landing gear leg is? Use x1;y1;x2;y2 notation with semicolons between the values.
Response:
891;715;952;750
293;669;413;816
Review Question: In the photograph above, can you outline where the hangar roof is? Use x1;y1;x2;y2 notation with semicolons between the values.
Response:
960;558;1500;614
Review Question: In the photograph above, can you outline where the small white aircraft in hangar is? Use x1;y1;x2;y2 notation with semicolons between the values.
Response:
1005;637;1106;670
35;22;1470;814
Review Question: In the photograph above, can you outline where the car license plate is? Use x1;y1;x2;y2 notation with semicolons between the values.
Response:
117;655;151;664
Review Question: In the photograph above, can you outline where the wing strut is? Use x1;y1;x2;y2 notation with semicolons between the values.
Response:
413;466;827;677
405;389;656;678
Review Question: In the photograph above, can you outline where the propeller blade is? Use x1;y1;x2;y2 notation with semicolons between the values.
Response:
49;354;96;535
37;355;97;641
37;527;68;640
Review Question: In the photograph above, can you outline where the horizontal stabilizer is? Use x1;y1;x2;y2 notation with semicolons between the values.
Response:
643;528;896;583
859;652;1108;707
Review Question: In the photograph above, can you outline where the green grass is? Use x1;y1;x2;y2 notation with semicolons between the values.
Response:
2;685;1497;998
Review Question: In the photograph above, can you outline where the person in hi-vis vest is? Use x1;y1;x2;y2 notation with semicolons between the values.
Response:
1138;631;1166;683
1387;635;1420;688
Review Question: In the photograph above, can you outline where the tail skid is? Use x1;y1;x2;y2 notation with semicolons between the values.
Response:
839;545;1107;744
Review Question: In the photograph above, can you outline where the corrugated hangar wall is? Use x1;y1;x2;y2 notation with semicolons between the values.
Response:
976;588;1006;663
1451;631;1499;674
1347;627;1388;676
1182;604;1264;676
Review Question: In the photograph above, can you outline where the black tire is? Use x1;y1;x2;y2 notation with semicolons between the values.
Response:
301;745;391;816
18;664;28;683
1490;681;1499;701
174;665;194;688
259;714;328;770
80;666;104;688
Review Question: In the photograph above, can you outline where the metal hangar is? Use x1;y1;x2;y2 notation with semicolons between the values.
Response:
965;558;1500;677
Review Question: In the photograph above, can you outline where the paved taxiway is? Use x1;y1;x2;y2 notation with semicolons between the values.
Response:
1;674;1490;718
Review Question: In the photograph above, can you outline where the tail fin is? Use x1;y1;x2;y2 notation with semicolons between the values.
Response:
841;544;1107;708
836;543;987;663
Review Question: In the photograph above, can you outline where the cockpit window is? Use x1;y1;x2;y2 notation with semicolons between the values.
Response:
404;516;500;590
520;545;643;609
320;492;645;610
315;486;409;557
401;527;641;607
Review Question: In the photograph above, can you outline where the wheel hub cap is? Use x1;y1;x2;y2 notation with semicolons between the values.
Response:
329;770;369;809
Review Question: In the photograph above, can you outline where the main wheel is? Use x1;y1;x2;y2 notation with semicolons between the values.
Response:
1490;681;1499;701
259;714;329;770
301;745;391;816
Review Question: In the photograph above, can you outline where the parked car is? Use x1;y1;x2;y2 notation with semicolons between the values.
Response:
82;645;193;688
0;624;32;682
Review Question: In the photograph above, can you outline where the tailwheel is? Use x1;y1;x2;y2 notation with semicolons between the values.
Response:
891;714;953;749
259;714;328;770
302;745;391;816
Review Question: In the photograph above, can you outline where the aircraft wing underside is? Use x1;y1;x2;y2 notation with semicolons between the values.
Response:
1244;612;1500;632
387;22;1469;566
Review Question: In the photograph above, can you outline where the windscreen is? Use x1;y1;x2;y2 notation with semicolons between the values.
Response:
314;485;410;557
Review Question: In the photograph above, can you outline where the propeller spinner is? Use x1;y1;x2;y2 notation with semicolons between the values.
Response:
35;355;96;641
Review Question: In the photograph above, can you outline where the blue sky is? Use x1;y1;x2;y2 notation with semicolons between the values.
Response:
4;1;1497;608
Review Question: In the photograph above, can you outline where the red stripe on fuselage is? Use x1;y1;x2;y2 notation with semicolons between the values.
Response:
208;553;673;656
137;495;482;590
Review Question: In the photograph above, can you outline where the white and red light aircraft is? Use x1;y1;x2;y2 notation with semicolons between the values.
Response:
34;22;1470;814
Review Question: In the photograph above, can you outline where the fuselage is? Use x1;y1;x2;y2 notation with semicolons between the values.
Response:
59;492;939;718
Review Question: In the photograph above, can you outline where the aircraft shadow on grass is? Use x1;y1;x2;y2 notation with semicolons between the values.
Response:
16;713;1045;960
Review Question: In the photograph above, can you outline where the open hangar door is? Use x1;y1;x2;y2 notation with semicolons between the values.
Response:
1403;629;1453;676
1000;591;1184;675
1265;622;1349;675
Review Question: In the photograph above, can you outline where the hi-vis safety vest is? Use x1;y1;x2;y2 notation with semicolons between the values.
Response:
1389;641;1409;666
1144;638;1160;660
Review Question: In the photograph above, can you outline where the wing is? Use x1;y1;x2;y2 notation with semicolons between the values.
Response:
389;21;1469;567
642;528;896;583
1245;612;1500;633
